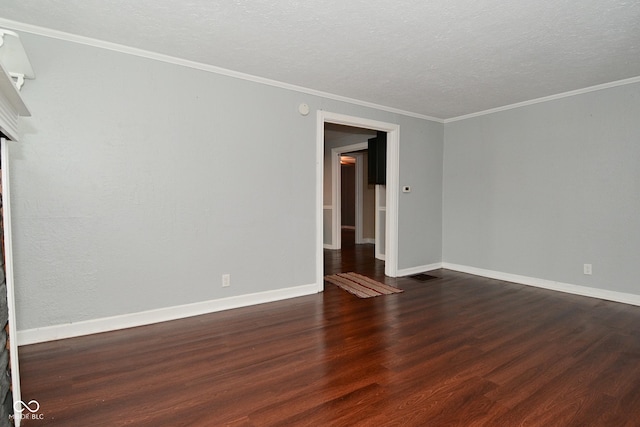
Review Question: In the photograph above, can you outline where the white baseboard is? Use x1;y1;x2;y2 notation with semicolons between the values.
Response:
17;283;318;346
324;244;338;249
359;238;375;245
397;262;443;277
442;262;640;307
23;264;637;346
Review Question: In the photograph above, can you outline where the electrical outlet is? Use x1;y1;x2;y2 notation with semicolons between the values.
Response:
222;274;231;287
583;264;592;275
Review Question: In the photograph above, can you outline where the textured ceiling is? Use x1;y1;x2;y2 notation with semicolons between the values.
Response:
1;0;639;119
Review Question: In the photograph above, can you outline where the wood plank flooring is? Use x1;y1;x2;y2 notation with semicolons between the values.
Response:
18;231;640;426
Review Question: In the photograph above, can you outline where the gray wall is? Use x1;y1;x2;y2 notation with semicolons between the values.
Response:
443;82;640;295
13;32;444;331
396;116;443;270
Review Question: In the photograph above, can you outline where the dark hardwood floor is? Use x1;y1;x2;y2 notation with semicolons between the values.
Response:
19;231;640;426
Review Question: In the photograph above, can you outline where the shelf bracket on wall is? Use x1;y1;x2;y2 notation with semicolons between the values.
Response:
0;29;35;91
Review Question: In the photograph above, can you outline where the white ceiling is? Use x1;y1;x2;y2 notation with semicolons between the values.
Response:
1;0;639;120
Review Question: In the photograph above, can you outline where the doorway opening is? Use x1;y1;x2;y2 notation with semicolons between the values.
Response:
325;139;370;251
340;154;358;237
316;111;400;291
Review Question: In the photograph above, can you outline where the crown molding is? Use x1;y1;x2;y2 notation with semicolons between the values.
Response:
3;18;637;126
0;18;444;124
444;75;640;123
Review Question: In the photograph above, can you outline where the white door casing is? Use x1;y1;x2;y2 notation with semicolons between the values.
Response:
1;138;22;426
352;152;365;245
317;111;399;291
329;142;367;250
375;184;386;261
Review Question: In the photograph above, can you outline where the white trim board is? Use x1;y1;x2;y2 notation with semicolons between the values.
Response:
2;139;23;426
442;263;640;307
352;152;365;245
0;62;30;142
397;262;443;277
0;18;441;124
17;283;318;346
444;76;640;123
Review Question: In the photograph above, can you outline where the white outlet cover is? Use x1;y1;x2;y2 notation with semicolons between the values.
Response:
222;274;231;287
